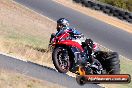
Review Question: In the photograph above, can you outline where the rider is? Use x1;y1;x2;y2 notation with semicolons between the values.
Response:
52;18;93;60
49;18;83;45
56;18;82;39
55;18;93;53
50;18;101;74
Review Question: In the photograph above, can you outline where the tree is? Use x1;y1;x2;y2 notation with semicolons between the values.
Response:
114;0;127;10
126;0;132;11
99;0;132;11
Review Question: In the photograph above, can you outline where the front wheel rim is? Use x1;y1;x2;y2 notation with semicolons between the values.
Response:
57;49;69;70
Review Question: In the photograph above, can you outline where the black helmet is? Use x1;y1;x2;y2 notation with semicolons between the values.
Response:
57;18;69;27
57;18;69;31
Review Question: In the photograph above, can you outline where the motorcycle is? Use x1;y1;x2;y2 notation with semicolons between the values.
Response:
49;30;120;75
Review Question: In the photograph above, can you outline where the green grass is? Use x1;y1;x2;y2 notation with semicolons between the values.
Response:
5;32;49;49
0;23;49;49
117;58;132;88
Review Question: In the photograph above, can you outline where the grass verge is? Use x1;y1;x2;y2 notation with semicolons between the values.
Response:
0;0;55;65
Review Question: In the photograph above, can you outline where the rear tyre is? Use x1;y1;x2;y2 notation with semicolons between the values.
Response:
94;51;120;74
105;52;120;74
52;47;70;73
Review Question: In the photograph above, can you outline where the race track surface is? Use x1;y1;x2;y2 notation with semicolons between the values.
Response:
0;54;101;88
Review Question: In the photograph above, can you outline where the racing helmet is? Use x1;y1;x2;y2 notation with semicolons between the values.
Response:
57;18;69;31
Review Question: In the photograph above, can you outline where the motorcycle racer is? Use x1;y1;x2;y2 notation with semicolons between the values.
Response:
50;18;95;63
49;18;120;75
55;18;83;39
49;18;83;44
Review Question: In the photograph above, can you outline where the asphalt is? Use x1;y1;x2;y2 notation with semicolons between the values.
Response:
14;0;132;59
0;54;101;88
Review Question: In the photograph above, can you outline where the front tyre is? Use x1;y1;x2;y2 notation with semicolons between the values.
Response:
52;47;70;73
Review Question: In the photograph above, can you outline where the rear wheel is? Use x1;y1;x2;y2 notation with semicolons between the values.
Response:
94;51;120;74
105;52;120;74
52;47;70;73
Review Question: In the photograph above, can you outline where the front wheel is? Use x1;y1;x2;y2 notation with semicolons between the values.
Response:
52;47;70;73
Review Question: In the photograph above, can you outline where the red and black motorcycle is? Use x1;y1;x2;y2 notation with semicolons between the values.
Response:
49;30;120;75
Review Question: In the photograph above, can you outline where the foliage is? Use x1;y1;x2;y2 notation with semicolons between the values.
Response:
126;0;132;11
98;0;132;11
